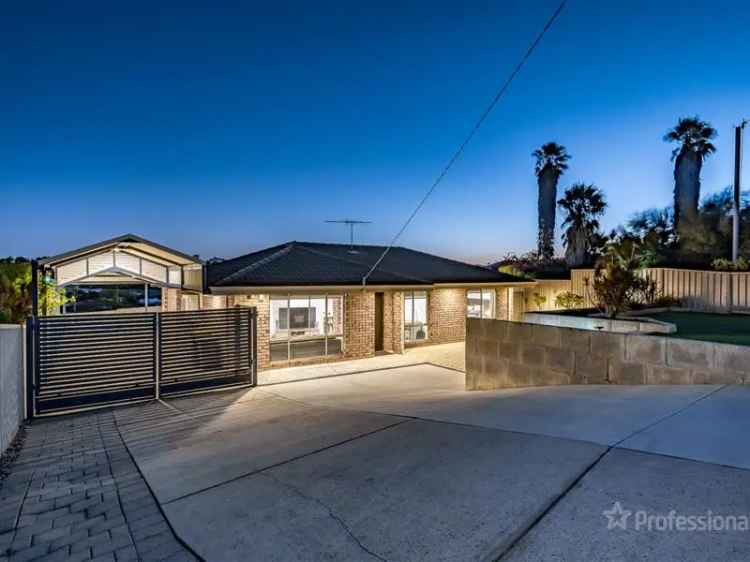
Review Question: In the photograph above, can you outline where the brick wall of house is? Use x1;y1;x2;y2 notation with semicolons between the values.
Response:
382;290;404;354
201;294;227;309
425;288;467;345
391;291;404;353
231;294;271;370
495;287;510;320
382;291;394;353
162;288;181;311
344;291;375;359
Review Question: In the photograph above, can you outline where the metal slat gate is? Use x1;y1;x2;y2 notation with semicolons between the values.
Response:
30;307;256;416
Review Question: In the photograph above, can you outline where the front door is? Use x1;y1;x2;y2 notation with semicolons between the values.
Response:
374;292;384;352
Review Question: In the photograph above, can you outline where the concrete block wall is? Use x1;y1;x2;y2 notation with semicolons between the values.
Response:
1;325;24;455
466;317;750;390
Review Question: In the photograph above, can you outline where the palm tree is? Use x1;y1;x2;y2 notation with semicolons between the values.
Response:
533;142;570;260
558;183;606;267
664;117;716;231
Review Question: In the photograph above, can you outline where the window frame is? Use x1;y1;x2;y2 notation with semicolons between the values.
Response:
404;290;429;343
269;293;344;362
466;288;496;319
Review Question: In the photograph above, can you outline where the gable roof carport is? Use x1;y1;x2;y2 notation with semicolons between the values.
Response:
40;234;203;290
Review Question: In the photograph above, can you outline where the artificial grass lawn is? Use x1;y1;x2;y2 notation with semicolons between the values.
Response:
648;311;750;347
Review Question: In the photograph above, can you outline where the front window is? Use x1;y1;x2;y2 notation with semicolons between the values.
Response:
404;291;428;343
467;289;495;319
269;294;344;362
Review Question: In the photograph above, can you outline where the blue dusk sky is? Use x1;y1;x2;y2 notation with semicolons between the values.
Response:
2;1;749;264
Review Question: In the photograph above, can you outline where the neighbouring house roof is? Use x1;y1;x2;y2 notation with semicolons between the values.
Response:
207;241;531;289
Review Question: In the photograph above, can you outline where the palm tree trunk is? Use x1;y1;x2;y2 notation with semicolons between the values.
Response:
537;167;558;260
565;229;588;267
674;149;702;231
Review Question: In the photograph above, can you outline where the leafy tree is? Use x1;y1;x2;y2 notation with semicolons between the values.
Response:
0;267;73;323
557;183;607;267
626;207;676;259
664;117;716;233
533;142;570;260
0;270;32;323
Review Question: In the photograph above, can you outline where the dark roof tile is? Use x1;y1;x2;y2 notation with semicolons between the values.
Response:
208;241;527;287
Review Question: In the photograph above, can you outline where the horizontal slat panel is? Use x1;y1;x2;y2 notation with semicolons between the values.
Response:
159;308;252;396
37;314;156;415
39;359;155;378
35;308;255;415
40;370;154;387
38;378;155;397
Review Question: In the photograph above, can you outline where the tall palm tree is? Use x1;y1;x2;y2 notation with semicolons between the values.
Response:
664;117;716;231
558;183;607;267
533;142;570;260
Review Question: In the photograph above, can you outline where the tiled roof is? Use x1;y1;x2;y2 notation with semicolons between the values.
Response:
208;241;528;287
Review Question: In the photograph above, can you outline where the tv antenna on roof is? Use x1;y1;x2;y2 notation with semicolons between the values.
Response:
325;219;371;253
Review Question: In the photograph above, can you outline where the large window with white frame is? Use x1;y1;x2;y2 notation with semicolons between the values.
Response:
467;288;495;319
269;294;344;362
404;290;428;343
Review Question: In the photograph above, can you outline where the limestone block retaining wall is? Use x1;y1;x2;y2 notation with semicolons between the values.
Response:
466;317;750;390
523;312;675;334
0;325;24;455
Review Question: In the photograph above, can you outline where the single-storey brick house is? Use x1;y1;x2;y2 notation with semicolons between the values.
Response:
41;235;533;370
203;241;532;369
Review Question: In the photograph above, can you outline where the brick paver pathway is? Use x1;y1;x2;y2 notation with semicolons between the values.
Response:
0;411;198;562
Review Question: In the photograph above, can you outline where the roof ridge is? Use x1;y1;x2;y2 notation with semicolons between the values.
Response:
216;243;294;285
295;241;389;250
210;241;291;269
296;244;430;284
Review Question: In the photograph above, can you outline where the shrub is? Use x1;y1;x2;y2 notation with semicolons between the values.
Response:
592;236;652;318
555;291;584;310
651;295;680;308
531;293;547;309
712;257;749;271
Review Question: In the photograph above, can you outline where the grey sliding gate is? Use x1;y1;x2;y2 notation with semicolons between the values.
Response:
31;307;256;416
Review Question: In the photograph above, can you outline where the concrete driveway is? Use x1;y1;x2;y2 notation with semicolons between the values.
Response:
112;365;750;561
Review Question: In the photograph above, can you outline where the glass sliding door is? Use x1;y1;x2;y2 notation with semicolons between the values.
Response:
467;289;495;319
404;291;428;343
269;294;344;362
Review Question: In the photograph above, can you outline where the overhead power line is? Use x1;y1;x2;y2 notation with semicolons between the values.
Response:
361;0;568;285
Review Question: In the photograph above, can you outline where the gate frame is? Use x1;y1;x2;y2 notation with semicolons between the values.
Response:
27;306;257;419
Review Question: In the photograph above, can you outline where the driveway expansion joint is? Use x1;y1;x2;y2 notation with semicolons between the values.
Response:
161;418;412;506
494;383;733;560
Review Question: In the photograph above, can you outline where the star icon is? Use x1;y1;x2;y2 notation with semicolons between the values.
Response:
603;501;632;530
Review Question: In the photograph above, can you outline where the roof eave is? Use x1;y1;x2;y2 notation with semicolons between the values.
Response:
209;279;536;294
